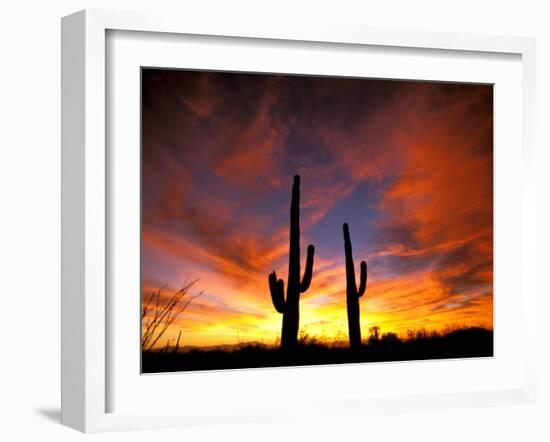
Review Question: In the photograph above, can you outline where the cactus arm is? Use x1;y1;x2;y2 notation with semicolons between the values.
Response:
357;261;367;297
300;244;315;292
269;271;286;313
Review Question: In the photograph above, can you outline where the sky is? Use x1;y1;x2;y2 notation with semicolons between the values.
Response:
141;69;493;348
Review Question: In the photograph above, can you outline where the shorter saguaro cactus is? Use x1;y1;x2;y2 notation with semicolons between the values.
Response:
343;223;367;350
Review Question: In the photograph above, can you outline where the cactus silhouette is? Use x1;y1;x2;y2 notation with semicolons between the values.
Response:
343;223;367;350
269;175;315;350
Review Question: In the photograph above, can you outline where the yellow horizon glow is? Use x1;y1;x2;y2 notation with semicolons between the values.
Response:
142;261;493;349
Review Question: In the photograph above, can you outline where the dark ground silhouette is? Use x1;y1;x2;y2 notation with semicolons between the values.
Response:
141;326;493;373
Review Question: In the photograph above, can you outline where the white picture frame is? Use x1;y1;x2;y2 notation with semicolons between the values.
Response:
61;9;537;433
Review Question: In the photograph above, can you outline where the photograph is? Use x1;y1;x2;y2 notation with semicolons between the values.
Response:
140;68;494;373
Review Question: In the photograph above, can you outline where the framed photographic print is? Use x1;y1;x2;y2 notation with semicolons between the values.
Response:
61;9;537;432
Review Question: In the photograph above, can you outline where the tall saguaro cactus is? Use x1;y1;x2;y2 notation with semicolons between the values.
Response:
343;223;367;350
269;175;315;350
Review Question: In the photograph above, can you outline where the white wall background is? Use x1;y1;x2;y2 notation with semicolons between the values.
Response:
0;1;548;441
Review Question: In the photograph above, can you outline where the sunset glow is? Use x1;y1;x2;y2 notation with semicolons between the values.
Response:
141;70;493;349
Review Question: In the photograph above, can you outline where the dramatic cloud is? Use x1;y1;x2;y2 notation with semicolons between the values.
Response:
141;69;493;347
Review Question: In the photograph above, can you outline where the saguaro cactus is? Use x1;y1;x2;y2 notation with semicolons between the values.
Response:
269;175;315;350
343;223;367;350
